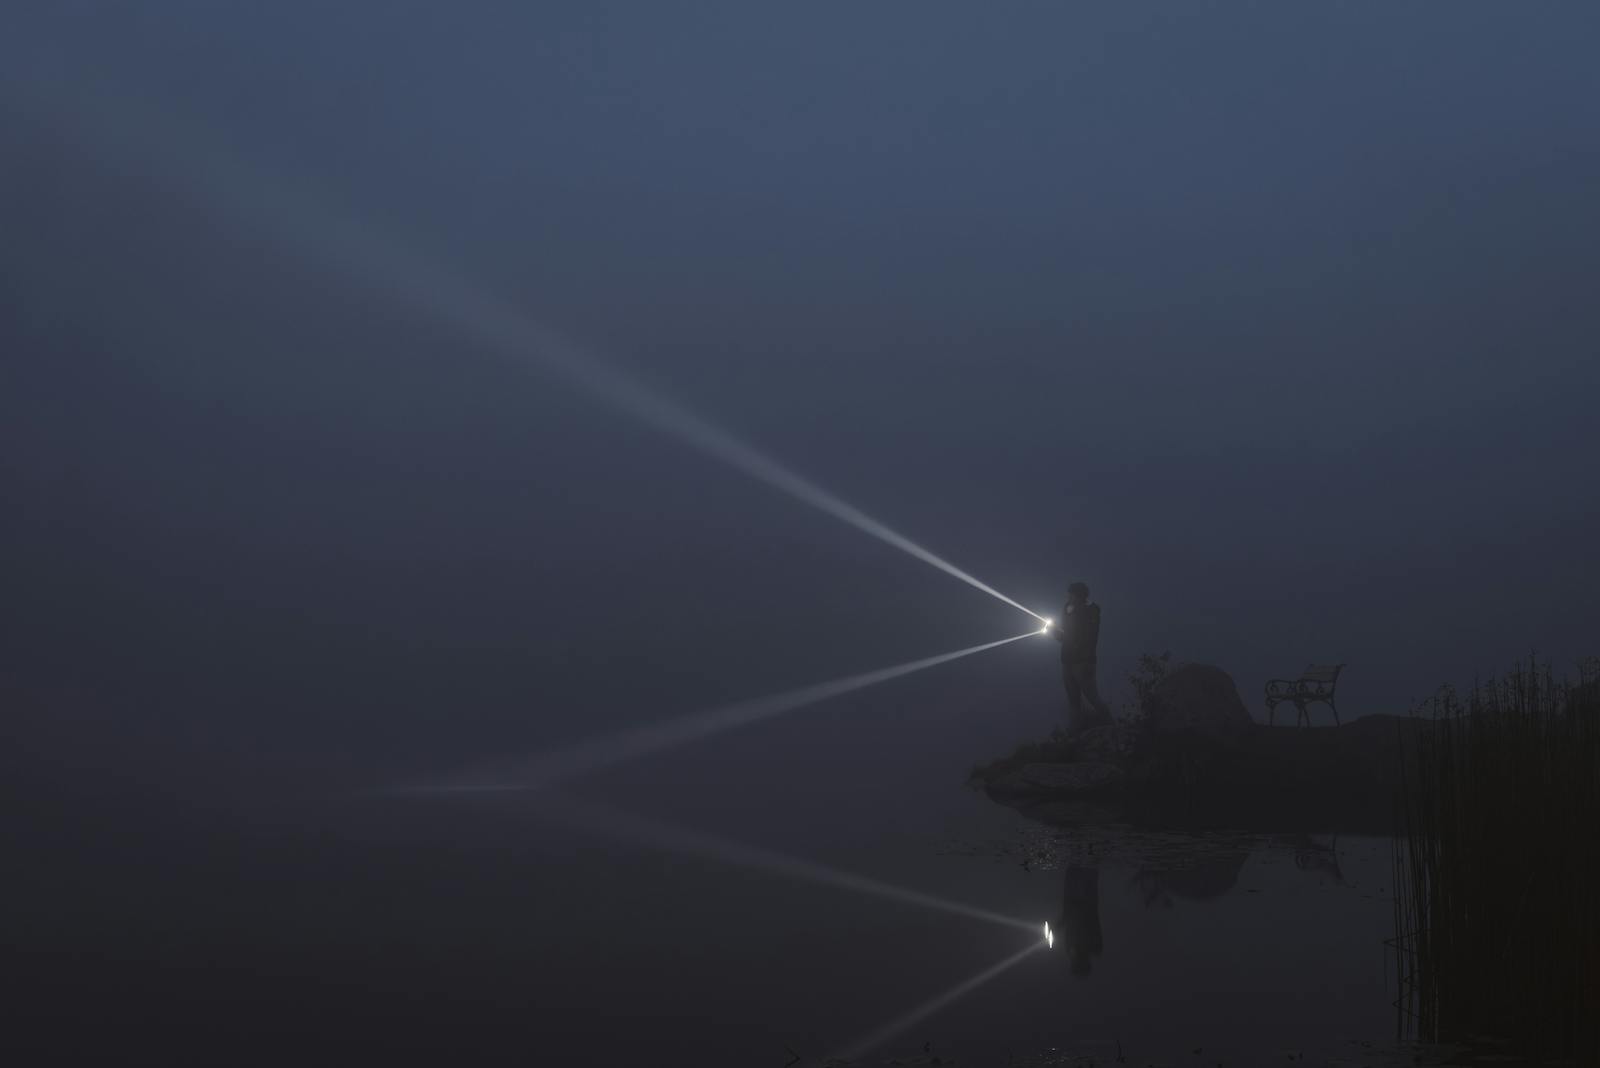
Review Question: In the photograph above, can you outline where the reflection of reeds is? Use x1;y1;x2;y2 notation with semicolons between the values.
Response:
1392;656;1599;1061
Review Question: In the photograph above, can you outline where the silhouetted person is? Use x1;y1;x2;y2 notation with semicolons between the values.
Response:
1048;581;1111;733
1058;865;1103;977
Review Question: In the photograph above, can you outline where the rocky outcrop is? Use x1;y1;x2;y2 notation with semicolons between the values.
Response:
972;663;1432;831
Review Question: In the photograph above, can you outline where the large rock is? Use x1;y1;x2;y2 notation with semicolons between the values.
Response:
1144;663;1253;741
987;760;1126;799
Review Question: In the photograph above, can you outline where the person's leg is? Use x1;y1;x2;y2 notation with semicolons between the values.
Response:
1078;661;1113;724
1061;661;1084;731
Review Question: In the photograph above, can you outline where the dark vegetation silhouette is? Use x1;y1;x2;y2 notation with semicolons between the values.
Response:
1392;655;1600;1062
1123;651;1172;721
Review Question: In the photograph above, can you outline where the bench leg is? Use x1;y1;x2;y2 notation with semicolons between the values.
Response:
1295;701;1309;728
1329;699;1340;727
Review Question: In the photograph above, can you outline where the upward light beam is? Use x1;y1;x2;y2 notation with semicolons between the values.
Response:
8;73;1044;624
398;630;1036;796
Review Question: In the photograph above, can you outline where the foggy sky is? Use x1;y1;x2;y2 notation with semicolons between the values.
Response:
4;2;1598;793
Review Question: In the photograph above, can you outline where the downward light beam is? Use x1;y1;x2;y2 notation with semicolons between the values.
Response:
393;630;1038;797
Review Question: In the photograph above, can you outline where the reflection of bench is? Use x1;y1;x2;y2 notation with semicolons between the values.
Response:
1265;664;1345;727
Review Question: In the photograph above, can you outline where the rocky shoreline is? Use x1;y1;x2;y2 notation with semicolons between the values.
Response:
970;662;1430;834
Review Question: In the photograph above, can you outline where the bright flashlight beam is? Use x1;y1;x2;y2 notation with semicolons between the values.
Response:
518;798;1038;935
396;631;1036;796
831;940;1045;1064
7;72;1045;625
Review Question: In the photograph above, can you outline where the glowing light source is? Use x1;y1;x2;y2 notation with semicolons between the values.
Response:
1040;617;1054;635
1045;920;1054;948
391;630;1038;797
9;71;1047;626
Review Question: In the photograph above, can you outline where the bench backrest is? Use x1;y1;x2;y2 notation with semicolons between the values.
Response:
1300;663;1344;683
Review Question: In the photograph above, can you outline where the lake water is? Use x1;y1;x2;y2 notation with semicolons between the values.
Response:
6;673;1430;1067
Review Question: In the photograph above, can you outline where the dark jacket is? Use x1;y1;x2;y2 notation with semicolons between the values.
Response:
1054;602;1101;664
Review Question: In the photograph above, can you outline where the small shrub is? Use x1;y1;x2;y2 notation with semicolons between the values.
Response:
1120;651;1172;723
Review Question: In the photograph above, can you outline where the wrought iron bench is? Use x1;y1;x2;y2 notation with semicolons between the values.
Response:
1265;663;1345;727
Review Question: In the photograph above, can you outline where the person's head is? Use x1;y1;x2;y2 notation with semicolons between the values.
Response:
1067;582;1090;606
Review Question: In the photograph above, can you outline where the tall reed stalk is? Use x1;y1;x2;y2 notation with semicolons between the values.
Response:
1392;656;1599;1062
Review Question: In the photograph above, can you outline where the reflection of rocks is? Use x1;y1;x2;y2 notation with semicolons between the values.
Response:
1072;724;1146;764
1133;848;1250;907
943;822;1266;887
986;760;1125;799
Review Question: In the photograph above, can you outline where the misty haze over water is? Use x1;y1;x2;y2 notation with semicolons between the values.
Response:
4;4;1598;1065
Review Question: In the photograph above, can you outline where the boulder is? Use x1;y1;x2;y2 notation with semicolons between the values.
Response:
1144;663;1253;741
987;760;1125;799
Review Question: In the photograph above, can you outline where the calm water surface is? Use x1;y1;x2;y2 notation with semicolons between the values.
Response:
7;677;1407;1066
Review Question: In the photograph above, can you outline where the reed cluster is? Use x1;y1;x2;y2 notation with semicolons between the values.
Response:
1392;656;1599;1061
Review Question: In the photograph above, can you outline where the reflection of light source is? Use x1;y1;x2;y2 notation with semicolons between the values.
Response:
1044;921;1054;949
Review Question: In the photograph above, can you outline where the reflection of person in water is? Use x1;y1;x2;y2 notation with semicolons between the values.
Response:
1058;865;1103;977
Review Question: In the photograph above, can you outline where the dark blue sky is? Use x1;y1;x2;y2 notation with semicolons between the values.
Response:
5;3;1598;791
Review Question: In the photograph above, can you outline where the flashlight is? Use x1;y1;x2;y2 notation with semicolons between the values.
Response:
1044;921;1054;949
1040;618;1054;636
